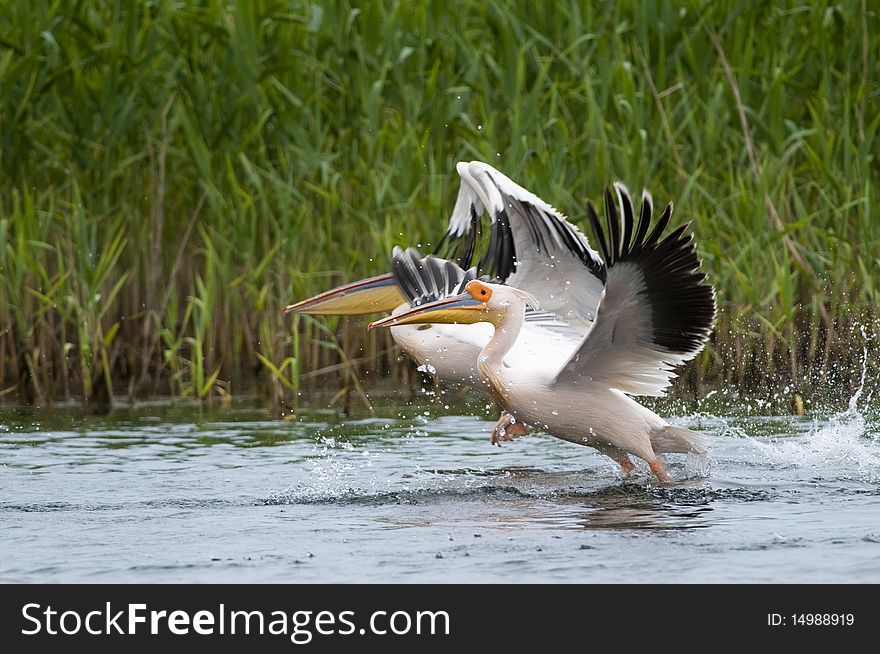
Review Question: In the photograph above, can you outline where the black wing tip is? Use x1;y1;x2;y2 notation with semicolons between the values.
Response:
644;230;716;354
614;183;635;258
596;184;716;354
596;184;691;263
586;200;608;262
390;248;473;306
592;182;639;265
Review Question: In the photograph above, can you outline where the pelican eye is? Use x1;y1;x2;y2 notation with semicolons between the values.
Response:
417;324;432;331
465;281;492;302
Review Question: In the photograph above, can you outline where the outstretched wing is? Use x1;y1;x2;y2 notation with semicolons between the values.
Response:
553;183;716;396
434;161;606;329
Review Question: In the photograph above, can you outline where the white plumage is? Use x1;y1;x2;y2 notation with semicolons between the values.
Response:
371;179;717;480
287;161;605;442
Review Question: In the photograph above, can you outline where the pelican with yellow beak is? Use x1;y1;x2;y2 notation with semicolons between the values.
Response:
369;184;717;481
285;161;603;443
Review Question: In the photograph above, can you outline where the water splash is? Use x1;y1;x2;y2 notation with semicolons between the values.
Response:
749;407;878;483
268;436;382;503
748;340;879;483
683;452;711;479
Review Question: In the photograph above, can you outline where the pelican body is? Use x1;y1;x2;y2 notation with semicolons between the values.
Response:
370;185;717;481
286;161;603;442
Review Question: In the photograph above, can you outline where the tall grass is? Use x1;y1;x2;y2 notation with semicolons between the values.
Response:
0;0;877;410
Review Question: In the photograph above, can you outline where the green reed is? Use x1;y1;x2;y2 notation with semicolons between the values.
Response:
0;0;877;410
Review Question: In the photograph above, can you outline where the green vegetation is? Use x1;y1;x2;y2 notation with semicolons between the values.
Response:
0;0;877;411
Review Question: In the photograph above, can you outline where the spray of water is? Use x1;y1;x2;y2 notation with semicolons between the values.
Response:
266;435;383;503
748;335;879;483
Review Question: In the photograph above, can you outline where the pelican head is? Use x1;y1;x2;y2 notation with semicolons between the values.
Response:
368;280;534;330
283;273;405;316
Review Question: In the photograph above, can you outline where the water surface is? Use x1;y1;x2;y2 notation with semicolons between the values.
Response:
2;393;879;583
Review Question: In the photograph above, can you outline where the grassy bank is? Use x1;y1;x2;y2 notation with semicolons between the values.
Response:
0;0;878;411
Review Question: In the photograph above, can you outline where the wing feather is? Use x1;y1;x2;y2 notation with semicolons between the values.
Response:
434;161;606;330
391;246;478;307
553;185;716;396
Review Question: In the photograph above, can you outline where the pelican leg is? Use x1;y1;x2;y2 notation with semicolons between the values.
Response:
617;456;636;477
490;411;529;445
595;443;636;477
649;457;670;482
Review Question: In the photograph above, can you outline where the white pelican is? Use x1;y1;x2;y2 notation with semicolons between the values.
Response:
285;162;602;442
369;184;717;481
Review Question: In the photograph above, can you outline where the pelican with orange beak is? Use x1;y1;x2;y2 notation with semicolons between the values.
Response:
369;184;717;481
285;161;605;443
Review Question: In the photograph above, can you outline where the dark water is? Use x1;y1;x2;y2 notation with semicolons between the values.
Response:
2;390;879;583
